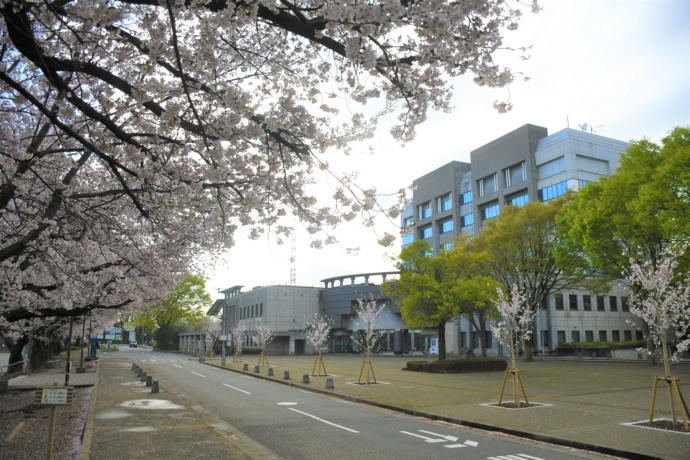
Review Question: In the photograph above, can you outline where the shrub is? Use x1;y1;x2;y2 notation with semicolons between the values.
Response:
560;341;645;349
405;358;507;373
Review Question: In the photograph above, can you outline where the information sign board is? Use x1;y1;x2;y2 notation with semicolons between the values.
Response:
34;386;74;406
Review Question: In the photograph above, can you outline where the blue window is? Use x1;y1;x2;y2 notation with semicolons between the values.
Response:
401;233;414;246
419;202;431;220
462;213;474;227
422;226;432;239
510;194;529;208
483;204;500;220
462;191;473;204
403;216;414;227
441;242;453;251
440;219;453;234
438;193;452;212
539;181;568;201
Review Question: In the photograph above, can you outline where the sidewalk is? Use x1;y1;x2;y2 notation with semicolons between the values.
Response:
6;353;690;459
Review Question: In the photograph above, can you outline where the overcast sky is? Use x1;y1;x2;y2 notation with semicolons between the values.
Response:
204;0;690;299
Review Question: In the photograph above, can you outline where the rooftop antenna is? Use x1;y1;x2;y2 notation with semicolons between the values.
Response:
578;122;588;132
289;235;296;285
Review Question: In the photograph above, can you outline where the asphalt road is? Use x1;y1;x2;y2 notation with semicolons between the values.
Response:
122;348;610;460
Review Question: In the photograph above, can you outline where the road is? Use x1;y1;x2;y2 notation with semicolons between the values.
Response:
119;348;610;460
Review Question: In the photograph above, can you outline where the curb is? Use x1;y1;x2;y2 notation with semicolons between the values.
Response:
79;359;100;460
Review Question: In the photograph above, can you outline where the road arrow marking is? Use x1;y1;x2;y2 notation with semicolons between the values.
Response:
399;431;447;443
418;430;459;442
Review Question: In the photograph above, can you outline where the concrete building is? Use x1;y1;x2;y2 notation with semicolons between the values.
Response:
402;124;638;357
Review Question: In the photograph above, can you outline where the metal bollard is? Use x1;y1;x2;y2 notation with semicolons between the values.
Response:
151;381;159;393
254;365;260;373
243;363;248;371
302;374;310;384
267;367;274;377
146;375;153;387
325;378;334;389
283;370;290;380
140;372;147;382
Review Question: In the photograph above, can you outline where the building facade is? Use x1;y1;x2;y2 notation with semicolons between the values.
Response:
403;124;639;357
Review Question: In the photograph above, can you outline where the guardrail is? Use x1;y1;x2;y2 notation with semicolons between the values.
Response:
1;359;29;380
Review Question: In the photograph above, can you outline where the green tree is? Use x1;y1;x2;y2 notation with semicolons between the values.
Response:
146;275;211;350
472;198;591;361
444;238;501;357
556;127;690;362
382;238;498;360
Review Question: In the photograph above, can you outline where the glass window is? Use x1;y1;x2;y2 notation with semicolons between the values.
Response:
479;173;497;197
624;330;632;341
437;193;452;212
401;233;414;246
557;331;566;345
461;213;474;227
621;296;629;312
569;294;578;310
418;202;431;220
599;330;607;342
596;296;605;311
483;204;499;220
510;194;529;208
403;216;414;227
440;219;453;234
571;331;580;342
422;226;432;239
609;296;618;311
612;330;620;342
505;161;526;187
583;295;592;311
585;330;594;342
635;330;643;341
485;331;492;349
555;293;564;310
539;181;569;202
441;242;453;251
461;190;473;204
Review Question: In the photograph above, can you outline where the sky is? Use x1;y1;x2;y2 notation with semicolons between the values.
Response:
204;0;690;299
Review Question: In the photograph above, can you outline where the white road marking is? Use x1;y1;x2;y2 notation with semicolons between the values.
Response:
172;364;182;369
418;430;459;442
191;371;206;378
444;444;466;448
399;431;446;443
464;440;479;447
222;383;251;394
488;455;544;460
277;402;297;406
288;408;359;433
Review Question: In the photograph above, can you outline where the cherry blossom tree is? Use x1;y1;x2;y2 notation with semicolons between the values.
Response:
230;322;247;362
491;283;532;408
303;313;333;376
627;253;690;430
1;1;539;356
351;297;385;384
251;319;275;366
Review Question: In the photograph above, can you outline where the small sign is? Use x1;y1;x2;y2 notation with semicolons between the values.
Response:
35;386;74;406
219;335;228;342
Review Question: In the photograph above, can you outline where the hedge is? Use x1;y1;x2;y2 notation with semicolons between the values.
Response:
404;358;507;373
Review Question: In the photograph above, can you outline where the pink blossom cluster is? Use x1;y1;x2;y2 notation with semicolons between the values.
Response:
490;283;533;348
627;253;690;363
0;0;536;343
303;313;333;352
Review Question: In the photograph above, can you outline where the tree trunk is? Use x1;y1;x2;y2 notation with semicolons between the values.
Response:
644;323;655;365
6;335;29;374
438;320;447;361
524;340;533;361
